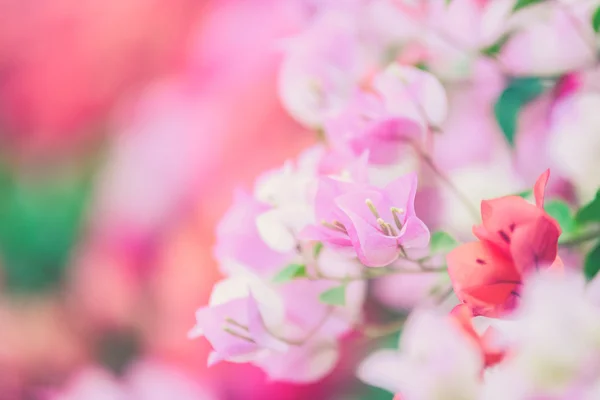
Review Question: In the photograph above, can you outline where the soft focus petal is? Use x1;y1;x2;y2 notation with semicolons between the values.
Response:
447;241;521;317
255;338;340;384
509;215;561;275
474;196;546;254
373;63;448;128
215;190;292;275
357;350;403;394
247;293;289;353
533;169;550;209
397;216;430;249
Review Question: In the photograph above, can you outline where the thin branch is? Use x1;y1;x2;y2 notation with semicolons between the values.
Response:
413;143;480;222
271;306;335;346
555;0;598;60
358;317;407;339
559;228;600;247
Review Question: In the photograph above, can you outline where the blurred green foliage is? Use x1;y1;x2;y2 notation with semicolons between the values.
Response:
592;6;600;33
545;200;575;236
574;190;600;280
513;0;547;12
576;190;600;225
494;77;546;146
429;231;459;254
336;331;400;400
0;162;95;293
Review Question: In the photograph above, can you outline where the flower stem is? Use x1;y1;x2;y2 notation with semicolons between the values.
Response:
358;289;454;340
555;0;598;60
559;227;600;247
312;264;447;283
415;146;480;223
359;317;407;339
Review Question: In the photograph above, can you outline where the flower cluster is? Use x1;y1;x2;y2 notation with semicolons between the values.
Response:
191;0;600;397
189;143;435;382
360;271;600;400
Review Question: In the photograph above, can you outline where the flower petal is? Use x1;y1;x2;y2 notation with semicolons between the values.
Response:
357;349;403;394
533;169;550;209
335;192;399;267
398;216;430;249
447;241;521;317
383;172;418;217
509;215;560;275
247;292;289;353
474;196;544;254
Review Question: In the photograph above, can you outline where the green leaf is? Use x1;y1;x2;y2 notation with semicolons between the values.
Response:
0;164;95;293
429;231;459;254
494;77;546;146
584;244;600;281
273;263;307;283
319;284;346;306
313;242;324;258
515;189;533;199
481;33;512;57
592;6;600;33
544;200;575;235
513;0;546;12
414;62;429;71
576;189;600;224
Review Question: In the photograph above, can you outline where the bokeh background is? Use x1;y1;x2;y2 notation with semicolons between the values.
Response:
0;1;371;399
4;0;599;398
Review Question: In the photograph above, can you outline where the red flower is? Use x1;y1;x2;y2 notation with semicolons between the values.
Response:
450;304;505;369
447;170;562;317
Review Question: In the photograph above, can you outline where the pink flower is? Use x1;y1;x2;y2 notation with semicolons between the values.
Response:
357;309;483;399
188;277;288;366
47;361;217;400
278;9;367;127
215;190;293;276
548;91;600;204
301;172;430;267
253;336;340;384
372;64;448;130
480;271;600;399
324;90;422;165
447;170;563;317
499;1;597;76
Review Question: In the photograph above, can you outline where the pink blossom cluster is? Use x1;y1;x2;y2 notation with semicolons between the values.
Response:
191;0;600;397
360;271;600;400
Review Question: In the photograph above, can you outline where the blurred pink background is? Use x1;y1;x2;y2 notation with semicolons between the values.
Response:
0;1;341;398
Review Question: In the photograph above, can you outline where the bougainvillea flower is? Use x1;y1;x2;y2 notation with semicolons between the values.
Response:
448;241;522;317
471;169;561;274
215;190;294;276
450;304;506;368
253;336;340;384
277;9;367;128
324;91;422;165
372;63;448;130
300;172;430;267
480;271;600;399
548;92;600;204
447;170;562;317
357;309;482;399
189;277;288;366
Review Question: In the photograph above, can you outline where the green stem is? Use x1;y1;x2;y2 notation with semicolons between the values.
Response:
416;147;481;223
559;227;600;247
359;318;407;339
311;264;447;283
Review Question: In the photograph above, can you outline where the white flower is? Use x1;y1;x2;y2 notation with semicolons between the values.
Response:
358;309;482;400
